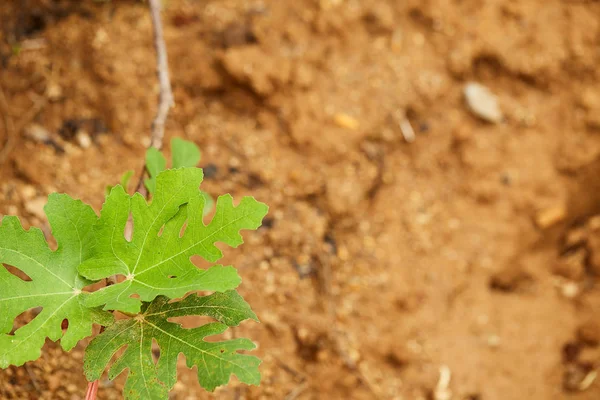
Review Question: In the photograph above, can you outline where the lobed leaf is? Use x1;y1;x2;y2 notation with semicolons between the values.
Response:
84;291;260;399
79;167;268;313
0;194;113;368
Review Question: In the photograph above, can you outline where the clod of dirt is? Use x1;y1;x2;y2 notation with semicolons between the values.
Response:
577;321;600;347
395;292;426;313
220;21;258;48
577;88;600;131
464;82;503;124
325;157;378;215
385;345;413;369
220;46;292;97
260;311;283;336
489;264;532;292
553;249;586;281
291;63;315;89
452;125;473;145
171;11;200;28
564;226;589;250
578;346;600;367
587;235;600;276
266;202;327;268
362;3;395;34
563;342;582;363
288;165;326;197
292;324;329;362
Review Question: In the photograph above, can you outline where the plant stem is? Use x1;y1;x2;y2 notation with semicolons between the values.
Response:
85;380;99;400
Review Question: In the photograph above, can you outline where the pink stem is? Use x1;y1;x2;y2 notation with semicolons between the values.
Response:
85;380;99;400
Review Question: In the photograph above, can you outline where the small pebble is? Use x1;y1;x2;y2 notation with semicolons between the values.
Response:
76;131;92;149
19;185;36;200
66;383;78;393
536;204;567;229
46;81;63;101
487;334;501;348
24;124;51;143
464;82;503;123
561;282;580;299
333;113;360;130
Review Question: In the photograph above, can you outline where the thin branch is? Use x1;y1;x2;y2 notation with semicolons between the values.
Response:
0;83;16;167
134;0;175;197
24;364;41;394
284;381;309;400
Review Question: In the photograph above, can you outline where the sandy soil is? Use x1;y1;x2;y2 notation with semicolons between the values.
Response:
1;0;600;399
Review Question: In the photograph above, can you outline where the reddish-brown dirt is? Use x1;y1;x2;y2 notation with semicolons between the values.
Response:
2;0;600;399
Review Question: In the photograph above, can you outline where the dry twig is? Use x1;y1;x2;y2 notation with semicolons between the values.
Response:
284;381;309;400
134;0;175;197
0;84;16;167
0;89;47;167
24;364;41;394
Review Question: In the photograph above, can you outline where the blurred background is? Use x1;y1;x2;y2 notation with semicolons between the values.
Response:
1;0;600;399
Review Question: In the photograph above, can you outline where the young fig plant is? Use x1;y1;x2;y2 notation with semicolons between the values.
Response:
0;164;268;399
107;138;214;215
144;138;214;215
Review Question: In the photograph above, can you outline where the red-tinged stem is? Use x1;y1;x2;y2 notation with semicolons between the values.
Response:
85;380;99;400
84;326;106;400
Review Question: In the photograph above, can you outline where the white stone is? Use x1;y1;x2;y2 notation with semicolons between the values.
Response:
464;82;503;123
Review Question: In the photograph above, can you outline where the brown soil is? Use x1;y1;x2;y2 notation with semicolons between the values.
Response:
2;0;600;399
